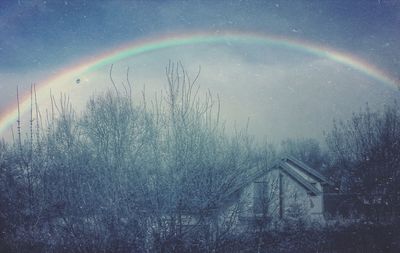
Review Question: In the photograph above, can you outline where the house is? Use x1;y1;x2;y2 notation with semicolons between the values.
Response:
215;156;333;231
151;156;333;243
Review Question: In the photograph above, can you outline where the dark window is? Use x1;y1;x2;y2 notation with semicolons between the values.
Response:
254;181;268;214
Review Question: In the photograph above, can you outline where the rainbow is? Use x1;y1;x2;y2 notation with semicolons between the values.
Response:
0;31;398;135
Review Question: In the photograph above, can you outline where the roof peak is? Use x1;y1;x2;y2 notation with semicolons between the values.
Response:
277;155;332;185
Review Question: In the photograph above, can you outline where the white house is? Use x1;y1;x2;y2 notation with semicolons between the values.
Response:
216;156;332;232
158;156;333;242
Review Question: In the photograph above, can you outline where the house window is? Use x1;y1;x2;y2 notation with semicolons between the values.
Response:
254;181;268;214
293;191;298;201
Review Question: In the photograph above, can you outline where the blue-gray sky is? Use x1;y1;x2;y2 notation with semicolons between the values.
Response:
0;0;399;142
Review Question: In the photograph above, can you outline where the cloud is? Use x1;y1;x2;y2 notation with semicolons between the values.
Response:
0;0;398;144
3;42;394;142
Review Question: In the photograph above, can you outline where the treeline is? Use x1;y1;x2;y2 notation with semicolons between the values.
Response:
1;63;400;252
0;63;264;252
325;102;400;221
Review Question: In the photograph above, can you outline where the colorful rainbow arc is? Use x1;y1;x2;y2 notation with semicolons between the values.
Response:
0;31;398;135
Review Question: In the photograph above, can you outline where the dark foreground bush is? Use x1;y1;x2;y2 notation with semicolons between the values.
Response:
219;222;400;253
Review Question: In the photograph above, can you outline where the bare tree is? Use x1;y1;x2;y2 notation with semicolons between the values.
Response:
0;62;263;252
326;102;400;221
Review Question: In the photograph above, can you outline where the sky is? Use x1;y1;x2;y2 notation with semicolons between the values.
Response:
0;0;399;143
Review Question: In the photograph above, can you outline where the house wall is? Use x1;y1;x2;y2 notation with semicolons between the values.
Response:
282;172;324;220
281;163;325;218
282;173;310;218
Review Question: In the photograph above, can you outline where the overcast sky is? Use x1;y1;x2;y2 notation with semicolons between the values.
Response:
0;0;399;142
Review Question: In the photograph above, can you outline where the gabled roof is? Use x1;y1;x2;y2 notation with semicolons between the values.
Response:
270;156;333;196
223;156;332;200
278;162;321;196
281;155;331;185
